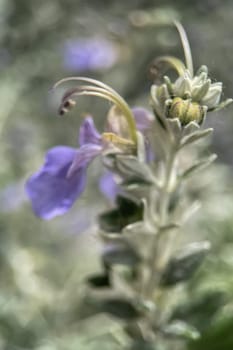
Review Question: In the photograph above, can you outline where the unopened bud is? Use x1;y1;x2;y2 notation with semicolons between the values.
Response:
201;83;222;109
167;97;206;125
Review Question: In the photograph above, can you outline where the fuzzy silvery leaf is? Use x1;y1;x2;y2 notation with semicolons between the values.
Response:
100;298;140;320
179;128;213;148
120;181;155;204
180;201;201;224
154;107;169;130
181;154;217;179
121;177;153;188
160;241;210;286
164;75;174;96
192;79;211;101
182;121;200;136
208;97;233;112
102;244;140;266
98;196;143;233
151;85;169;118
195;65;208;76
162;320;200;340
167;118;182;139
201;82;222;108
173;74;192;97
114;155;155;184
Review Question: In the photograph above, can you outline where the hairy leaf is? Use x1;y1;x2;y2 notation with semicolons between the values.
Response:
161;241;211;286
102;244;140;266
162;320;200;340
181;154;217;179
180;128;213;148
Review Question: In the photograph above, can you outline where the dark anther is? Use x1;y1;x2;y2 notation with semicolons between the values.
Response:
58;99;76;116
63;100;72;108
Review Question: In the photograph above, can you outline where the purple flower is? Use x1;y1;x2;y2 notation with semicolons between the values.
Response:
99;171;122;202
63;38;118;72
26;118;101;220
26;108;153;220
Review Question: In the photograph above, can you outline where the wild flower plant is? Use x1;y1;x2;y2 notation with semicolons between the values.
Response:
26;22;232;348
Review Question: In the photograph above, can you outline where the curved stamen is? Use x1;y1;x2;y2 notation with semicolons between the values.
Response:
61;85;138;145
61;85;126;106
174;21;193;77
64;89;122;109
53;76;116;93
53;77;138;146
151;55;186;80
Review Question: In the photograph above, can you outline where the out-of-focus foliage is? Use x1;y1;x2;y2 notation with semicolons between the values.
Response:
0;0;233;349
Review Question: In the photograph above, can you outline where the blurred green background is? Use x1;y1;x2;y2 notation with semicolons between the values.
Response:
1;0;233;349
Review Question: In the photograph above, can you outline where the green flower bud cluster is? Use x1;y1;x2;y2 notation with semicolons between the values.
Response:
173;66;223;108
167;97;206;125
151;66;232;126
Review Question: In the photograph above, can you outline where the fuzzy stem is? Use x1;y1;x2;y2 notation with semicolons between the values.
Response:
144;145;177;299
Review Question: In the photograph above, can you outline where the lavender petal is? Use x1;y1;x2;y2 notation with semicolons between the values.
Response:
99;171;121;201
67;144;102;178
25;146;87;220
79;116;101;146
132;107;154;132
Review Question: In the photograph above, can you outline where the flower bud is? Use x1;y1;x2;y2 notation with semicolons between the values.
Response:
192;79;211;101
192;71;208;86
167;97;206;125
201;83;222;109
156;84;169;106
173;75;192;97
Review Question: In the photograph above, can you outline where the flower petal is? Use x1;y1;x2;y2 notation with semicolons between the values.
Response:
79;116;101;146
105;105;131;140
26;146;87;220
132;107;154;132
99;171;121;201
67;144;102;178
145;139;155;163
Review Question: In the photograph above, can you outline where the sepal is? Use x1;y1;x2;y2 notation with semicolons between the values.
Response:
179;128;213;149
102;244;141;267
181;154;217;180
162;320;200;340
160;241;211;286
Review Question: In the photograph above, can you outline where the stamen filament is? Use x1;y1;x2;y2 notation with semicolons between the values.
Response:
53;77;138;145
62;85;138;145
152;55;186;78
174;21;194;77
